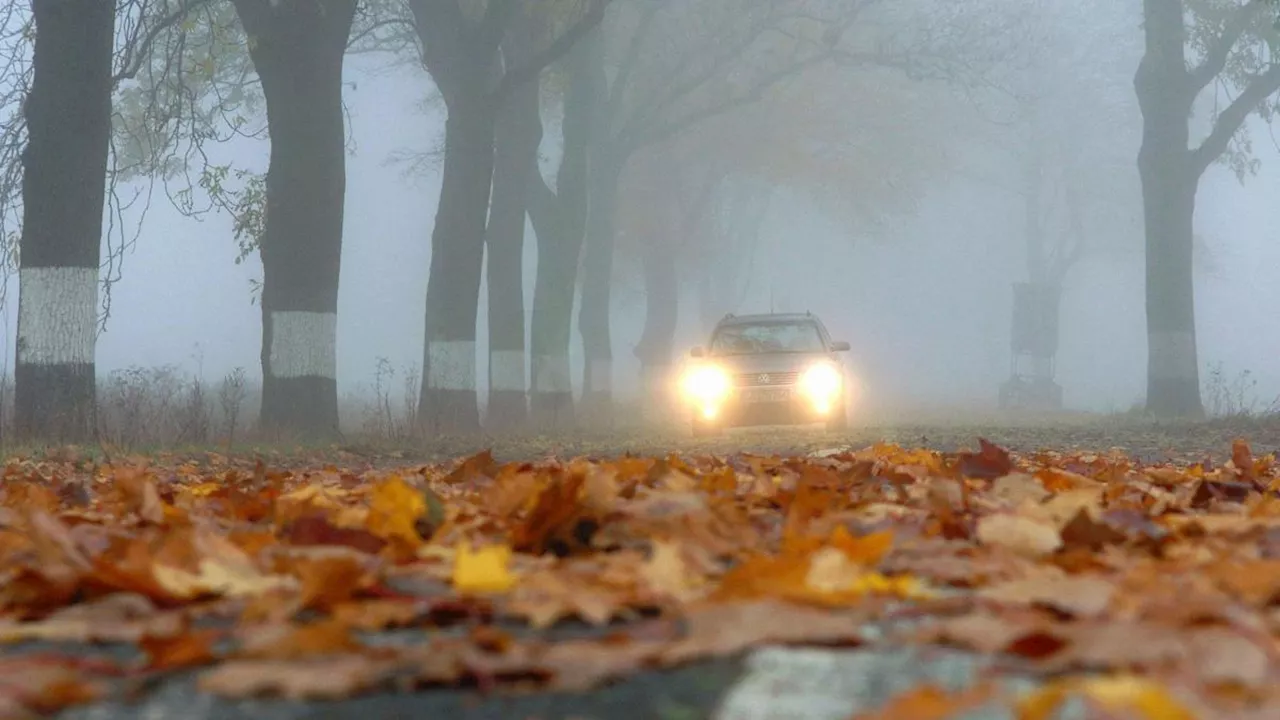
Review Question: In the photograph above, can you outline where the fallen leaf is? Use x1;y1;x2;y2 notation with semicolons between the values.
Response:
853;681;998;720
979;575;1115;619
976;514;1062;558
197;655;400;700
140;628;221;670
1016;674;1195;720
452;542;517;594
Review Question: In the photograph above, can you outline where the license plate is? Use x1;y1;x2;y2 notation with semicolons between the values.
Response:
742;387;792;403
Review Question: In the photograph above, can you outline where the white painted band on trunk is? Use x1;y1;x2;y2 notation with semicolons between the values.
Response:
17;267;98;366
428;340;476;391
489;350;525;392
1148;330;1196;380
531;354;571;394
268;311;337;379
588;358;612;392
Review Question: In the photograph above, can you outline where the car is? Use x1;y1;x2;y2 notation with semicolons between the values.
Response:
679;312;853;437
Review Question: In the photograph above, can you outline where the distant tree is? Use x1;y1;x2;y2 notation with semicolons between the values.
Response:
406;0;608;435
526;27;602;429
615;60;955;413
572;0;1022;424
1134;0;1280;417
483;23;544;433
573;0;866;425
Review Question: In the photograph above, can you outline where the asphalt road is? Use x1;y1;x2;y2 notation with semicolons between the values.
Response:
40;621;1041;720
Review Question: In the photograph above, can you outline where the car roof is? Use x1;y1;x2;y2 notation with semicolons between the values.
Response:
714;312;823;327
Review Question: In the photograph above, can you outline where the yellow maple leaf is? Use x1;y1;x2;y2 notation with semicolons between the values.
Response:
452;542;517;594
366;475;426;546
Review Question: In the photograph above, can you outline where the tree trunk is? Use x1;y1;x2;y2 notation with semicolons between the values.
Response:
528;35;599;429
634;240;678;423
528;185;581;429
484;67;541;434
1134;0;1203;418
14;0;115;442
577;157;620;427
418;93;497;435
1138;156;1200;417
234;0;356;439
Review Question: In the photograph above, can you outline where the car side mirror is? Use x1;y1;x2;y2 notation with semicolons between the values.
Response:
690;346;706;358
830;341;850;352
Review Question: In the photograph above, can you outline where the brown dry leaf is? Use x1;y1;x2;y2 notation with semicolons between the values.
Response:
512;472;587;554
0;593;170;645
237;618;363;660
956;438;1014;480
112;467;167;525
660;599;866;665
641;540;701;602
975;514;1062;558
1209;560;1280;606
1185;627;1271;688
0;657;106;716
140;627;222;670
289;550;376;611
197;655;400;700
505;568;626;629
329;599;426;631
979;574;1116;619
916;611;1048;655
990;473;1050;506
152;553;294;600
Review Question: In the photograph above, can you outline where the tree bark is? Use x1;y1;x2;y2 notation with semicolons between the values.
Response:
14;0;115;442
528;34;600;429
233;0;356;439
1134;0;1203;418
634;239;678;422
577;156;621;427
484;53;541;434
418;92;498;435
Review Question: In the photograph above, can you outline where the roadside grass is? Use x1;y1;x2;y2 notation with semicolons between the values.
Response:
0;361;1276;465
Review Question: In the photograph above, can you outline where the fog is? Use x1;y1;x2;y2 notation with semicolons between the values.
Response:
5;0;1280;433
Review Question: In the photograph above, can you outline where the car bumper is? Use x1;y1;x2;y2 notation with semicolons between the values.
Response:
699;389;843;427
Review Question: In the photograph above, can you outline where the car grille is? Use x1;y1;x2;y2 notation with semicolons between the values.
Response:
735;371;799;387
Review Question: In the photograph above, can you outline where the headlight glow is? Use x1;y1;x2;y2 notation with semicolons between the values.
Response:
682;364;731;404
799;363;842;406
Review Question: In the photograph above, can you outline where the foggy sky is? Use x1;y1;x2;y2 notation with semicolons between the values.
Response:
2;20;1279;418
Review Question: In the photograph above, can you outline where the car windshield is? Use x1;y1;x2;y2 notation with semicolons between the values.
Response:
709;321;825;355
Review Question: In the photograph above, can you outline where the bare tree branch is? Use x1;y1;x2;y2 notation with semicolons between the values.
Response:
1192;61;1280;174
493;0;610;103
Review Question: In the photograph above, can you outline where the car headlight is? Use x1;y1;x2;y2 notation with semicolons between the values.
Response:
799;363;842;406
682;364;731;404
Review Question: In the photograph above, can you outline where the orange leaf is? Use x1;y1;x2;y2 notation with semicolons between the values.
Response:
140;628;221;671
852;681;997;720
827;525;893;566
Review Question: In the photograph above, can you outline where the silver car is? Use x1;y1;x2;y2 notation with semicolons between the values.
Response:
680;312;852;436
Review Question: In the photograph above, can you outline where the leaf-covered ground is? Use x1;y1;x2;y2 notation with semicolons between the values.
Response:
4;421;1280;719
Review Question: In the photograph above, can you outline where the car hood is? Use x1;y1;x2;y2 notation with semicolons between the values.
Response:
707;352;833;374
